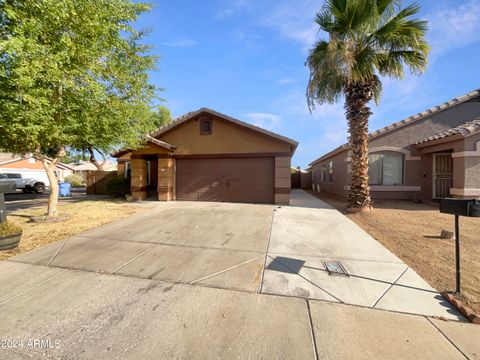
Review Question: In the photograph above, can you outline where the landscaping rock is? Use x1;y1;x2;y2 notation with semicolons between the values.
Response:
440;229;454;240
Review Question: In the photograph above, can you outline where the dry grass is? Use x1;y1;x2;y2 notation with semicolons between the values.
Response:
308;190;480;314
0;200;151;261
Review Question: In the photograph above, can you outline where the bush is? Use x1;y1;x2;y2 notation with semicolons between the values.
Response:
0;221;22;237
65;174;85;187
105;176;131;198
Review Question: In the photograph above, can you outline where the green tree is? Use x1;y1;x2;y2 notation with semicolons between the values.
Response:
151;105;172;128
0;0;159;217
306;0;429;211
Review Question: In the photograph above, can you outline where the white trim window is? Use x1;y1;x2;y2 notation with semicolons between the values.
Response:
368;152;404;185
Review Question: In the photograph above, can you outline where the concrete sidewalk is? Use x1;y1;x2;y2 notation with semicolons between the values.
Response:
0;261;478;360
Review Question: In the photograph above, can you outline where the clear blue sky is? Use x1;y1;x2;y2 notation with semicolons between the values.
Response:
137;0;480;168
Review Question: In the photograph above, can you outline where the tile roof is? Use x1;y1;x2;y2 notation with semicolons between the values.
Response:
309;88;480;166
415;118;480;144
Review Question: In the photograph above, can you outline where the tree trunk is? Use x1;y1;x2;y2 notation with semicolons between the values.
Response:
37;148;65;218
88;145;105;171
43;160;60;217
344;80;374;211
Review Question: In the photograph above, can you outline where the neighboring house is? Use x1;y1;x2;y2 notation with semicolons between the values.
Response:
71;161;117;181
0;153;74;184
113;108;298;204
309;89;480;201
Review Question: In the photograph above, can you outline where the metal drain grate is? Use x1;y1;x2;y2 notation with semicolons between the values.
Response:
323;261;349;277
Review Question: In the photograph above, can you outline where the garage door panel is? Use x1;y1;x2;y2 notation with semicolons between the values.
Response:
176;158;274;203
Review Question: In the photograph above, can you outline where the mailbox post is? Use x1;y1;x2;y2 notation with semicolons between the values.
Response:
440;198;480;293
0;181;16;223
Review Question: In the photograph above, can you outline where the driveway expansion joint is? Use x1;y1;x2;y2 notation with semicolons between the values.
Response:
264;254;344;303
425;317;470;359
305;299;319;360
110;244;159;274
0;268;68;306
259;207;275;293
189;256;262;285
371;266;410;308
46;237;71;266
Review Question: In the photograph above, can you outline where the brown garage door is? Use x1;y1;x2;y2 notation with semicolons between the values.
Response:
176;157;274;203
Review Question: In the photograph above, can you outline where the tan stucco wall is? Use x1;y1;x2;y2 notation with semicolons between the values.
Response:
157;158;175;201
274;156;291;204
131;159;147;200
158;115;292;155
452;133;480;197
311;151;349;197
131;144;172;156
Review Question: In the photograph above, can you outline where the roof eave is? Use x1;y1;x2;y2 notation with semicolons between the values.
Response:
414;133;465;148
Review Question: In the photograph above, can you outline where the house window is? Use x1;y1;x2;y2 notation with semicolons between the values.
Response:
200;118;212;135
322;165;327;182
124;162;131;178
328;161;333;183
368;152;404;185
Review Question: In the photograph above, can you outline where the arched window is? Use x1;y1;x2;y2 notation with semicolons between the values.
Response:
368;152;404;185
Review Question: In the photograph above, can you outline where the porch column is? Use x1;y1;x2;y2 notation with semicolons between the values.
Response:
157;157;174;201
451;139;480;198
131;158;147;200
275;156;291;205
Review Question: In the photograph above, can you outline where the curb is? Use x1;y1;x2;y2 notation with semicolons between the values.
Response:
442;292;480;324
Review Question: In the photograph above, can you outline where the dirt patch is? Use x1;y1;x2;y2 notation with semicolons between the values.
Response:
308;190;480;314
0;200;151;261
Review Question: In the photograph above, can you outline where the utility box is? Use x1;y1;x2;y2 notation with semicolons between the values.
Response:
440;198;480;217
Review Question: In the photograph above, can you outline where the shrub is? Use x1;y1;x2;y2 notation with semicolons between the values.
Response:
0;221;22;237
105;176;131;198
65;174;85;187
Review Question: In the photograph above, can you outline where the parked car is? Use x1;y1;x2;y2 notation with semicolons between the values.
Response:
0;173;46;193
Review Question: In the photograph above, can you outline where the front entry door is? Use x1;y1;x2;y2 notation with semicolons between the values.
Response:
433;153;453;198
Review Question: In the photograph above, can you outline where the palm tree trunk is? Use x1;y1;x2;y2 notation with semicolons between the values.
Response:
344;81;374;211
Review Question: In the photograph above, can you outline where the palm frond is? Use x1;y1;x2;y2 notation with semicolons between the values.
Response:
306;0;429;107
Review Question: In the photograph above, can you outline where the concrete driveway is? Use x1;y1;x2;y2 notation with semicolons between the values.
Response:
12;201;271;292
262;191;463;319
1;190;478;359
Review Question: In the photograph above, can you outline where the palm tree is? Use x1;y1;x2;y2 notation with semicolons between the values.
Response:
306;0;429;211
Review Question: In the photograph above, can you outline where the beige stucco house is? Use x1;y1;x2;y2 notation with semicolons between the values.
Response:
309;89;480;201
114;108;298;204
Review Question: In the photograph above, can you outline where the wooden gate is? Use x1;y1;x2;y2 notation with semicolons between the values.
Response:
433;153;453;199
